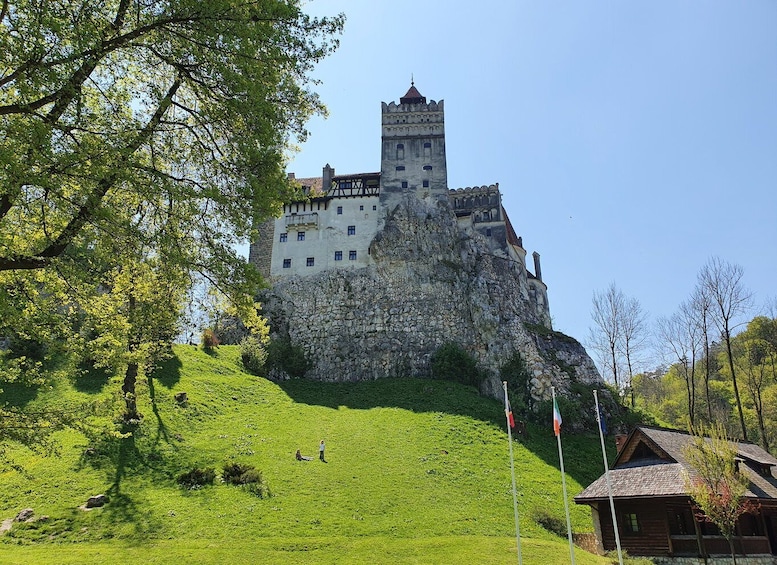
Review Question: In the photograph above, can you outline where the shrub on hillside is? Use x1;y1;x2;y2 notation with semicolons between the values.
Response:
240;335;268;376
200;329;219;352
222;462;270;498
430;342;482;387
265;337;309;379
532;507;567;537
500;352;533;413
177;467;216;489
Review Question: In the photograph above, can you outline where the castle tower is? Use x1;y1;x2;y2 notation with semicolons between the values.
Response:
379;84;448;219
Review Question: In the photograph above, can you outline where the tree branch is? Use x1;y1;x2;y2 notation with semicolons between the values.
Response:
0;77;182;271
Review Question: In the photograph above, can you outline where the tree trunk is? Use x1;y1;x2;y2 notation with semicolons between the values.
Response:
725;328;748;441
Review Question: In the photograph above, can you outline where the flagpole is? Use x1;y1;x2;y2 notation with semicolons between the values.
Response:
503;381;523;565
594;389;623;565
552;386;576;565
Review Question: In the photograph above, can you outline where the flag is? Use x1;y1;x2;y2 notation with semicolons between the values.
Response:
597;405;607;436
553;396;562;436
505;397;515;428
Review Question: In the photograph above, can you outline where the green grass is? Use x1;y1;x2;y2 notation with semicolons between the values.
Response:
0;346;651;564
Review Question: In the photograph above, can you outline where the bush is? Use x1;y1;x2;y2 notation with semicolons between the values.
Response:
430;342;482;387
201;329;219;352
177;467;216;489
222;462;270;498
240;336;268;376
532;507;567;537
265;337;309;379
500;352;532;413
222;462;257;485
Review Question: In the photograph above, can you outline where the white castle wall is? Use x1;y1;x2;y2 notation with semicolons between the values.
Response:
269;195;380;278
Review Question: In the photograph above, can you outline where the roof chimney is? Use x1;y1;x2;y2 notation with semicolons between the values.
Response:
322;164;334;191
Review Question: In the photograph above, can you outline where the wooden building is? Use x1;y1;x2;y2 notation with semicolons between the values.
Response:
574;426;777;561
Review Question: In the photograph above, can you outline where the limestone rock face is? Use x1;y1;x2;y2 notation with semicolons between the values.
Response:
259;194;602;403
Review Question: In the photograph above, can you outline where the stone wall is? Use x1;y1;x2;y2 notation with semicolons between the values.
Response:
259;193;601;403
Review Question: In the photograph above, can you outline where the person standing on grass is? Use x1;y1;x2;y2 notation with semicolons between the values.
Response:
319;439;326;462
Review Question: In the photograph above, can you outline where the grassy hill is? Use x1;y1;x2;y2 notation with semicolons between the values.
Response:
0;346;648;564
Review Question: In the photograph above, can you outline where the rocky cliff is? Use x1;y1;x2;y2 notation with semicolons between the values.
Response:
259;193;602;403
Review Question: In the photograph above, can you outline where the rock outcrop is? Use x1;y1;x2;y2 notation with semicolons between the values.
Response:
260;193;602;404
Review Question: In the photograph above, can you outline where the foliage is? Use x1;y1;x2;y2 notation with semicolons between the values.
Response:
430;342;483;387
682;423;755;562
265;337;309;379
500;352;533;413
240;335;269;376
0;0;343;443
201;329;220;352
177;467;216;490
531;507;567;537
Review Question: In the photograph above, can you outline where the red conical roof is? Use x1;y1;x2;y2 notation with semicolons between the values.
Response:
400;83;426;104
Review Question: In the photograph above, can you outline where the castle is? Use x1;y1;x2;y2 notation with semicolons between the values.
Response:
249;85;600;400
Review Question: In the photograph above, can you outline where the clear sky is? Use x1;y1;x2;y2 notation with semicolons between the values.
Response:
277;0;777;363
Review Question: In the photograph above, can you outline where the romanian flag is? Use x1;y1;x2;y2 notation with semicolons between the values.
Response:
553;396;562;436
505;397;515;429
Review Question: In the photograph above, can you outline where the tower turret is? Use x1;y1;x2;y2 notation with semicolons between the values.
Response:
379;83;447;219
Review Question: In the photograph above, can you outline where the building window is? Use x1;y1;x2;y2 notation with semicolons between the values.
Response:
401;181;408;188
422;180;429;188
486;228;492;237
283;259;291;268
423;142;431;148
396;165;405;171
349;250;357;260
306;257;314;267
347;225;356;235
373;205;377;211
337;206;343;215
334;251;342;261
423;165;432;171
297;231;305;241
279;232;287;242
359;205;364;211
623;513;640;534
396;143;404;160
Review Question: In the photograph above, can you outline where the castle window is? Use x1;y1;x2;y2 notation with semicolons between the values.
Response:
483;211;490;221
372;205;376;211
349;250;357;260
347;225;356;235
396;143;404;160
423;165;432;171
279;232;287;242
337;206;343;215
297;231;305;241
334;251;342;261
306;257;314;267
424;142;431;148
283;259;291;268
396;166;405;171
359;205;364;211
401;181;408;189
422;180;429;188
486;228;492;237
424;142;431;158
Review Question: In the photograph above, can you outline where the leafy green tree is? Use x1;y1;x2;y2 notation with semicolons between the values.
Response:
1;1;342;432
430;342;481;387
683;423;755;565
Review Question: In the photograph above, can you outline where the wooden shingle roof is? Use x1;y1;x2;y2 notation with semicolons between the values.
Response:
575;426;777;504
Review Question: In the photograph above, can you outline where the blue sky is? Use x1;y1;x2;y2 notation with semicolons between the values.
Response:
279;0;777;364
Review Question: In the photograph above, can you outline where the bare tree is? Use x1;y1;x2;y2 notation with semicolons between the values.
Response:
698;258;752;441
656;300;702;432
620;295;649;407
691;283;715;422
589;283;647;402
589;283;625;390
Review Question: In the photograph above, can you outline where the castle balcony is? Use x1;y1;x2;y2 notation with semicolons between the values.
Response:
285;212;319;230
